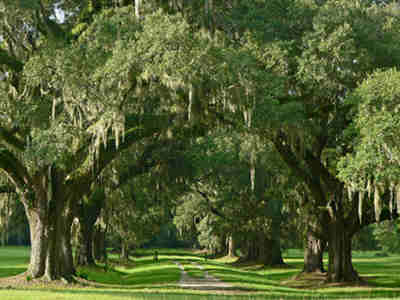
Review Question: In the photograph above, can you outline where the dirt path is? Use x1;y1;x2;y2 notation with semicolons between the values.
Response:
174;261;234;290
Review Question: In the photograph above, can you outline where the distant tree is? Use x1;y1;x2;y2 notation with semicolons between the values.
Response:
373;221;400;254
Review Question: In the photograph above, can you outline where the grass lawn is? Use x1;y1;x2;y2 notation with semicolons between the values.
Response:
0;247;399;299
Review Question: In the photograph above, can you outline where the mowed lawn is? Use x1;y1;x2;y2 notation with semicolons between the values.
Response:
0;247;400;300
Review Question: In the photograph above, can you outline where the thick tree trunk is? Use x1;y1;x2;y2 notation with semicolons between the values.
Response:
245;239;258;261
260;237;284;266
303;231;326;273
26;208;47;278
120;240;130;261
217;234;227;256
76;187;104;265
62;216;75;276
24;201;75;280
21;167;76;281
44;198;76;280
93;225;107;262
243;234;284;265
227;235;236;257
327;221;360;282
75;220;95;266
265;210;285;266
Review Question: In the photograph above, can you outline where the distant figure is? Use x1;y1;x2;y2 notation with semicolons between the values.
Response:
154;250;159;263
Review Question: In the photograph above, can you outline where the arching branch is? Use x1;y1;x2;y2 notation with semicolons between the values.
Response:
0;49;24;73
0;126;27;151
0;149;31;190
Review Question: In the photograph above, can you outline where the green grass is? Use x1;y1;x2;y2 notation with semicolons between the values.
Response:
0;247;400;299
0;246;29;277
181;262;205;278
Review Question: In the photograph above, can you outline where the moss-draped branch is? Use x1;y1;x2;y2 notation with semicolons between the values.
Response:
0;126;27;152
0;149;30;190
0;49;24;73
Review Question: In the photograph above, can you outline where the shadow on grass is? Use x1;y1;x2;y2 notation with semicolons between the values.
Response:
119;257;200;270
206;267;301;291
132;249;205;258
0;268;27;278
11;287;399;300
79;261;181;286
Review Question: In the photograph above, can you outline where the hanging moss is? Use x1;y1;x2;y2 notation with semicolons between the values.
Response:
374;184;382;222
358;190;364;224
367;178;372;199
396;184;400;215
347;185;353;201
389;183;394;216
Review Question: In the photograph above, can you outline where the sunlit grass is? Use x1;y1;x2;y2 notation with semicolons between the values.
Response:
0;247;400;299
180;262;205;278
0;246;29;277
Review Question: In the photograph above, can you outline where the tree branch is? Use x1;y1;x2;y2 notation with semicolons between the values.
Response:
0;185;15;194
0;49;24;73
194;187;233;222
0;126;26;151
0;148;30;190
273;131;326;207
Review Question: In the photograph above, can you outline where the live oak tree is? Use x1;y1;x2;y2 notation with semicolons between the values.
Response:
338;67;400;251
339;68;400;218
74;139;169;266
0;1;234;280
108;176;167;261
175;130;291;265
3;0;400;285
237;0;400;282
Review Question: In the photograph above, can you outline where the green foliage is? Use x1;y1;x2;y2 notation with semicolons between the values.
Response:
339;68;400;185
75;270;88;280
353;224;379;251
373;220;400;253
2;0;40;11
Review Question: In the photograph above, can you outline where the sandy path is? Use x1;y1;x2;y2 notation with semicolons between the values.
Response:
174;261;234;290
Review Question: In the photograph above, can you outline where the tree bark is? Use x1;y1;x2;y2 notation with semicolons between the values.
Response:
264;208;285;266
25;207;47;278
227;235;236;257
75;187;104;265
24;196;75;280
327;220;359;282
75;219;95;266
245;238;258;261
120;239;130;261
62;214;75;276
21;166;77;281
243;234;284;265
303;231;326;273
93;225;107;262
260;237;284;266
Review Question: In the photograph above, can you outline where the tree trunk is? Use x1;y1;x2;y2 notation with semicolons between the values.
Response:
76;187;104;265
227;235;236;257
75;219;95;266
44;195;76;280
62;214;75;276
24;198;75;280
21;166;77;281
245;238;258;261
25;208;47;278
304;231;326;273
327;221;360;282
260;202;285;266
120;239;130;261
260;237;284;266
93;225;107;262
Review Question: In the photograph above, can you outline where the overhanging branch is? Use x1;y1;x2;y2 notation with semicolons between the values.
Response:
0;126;26;151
